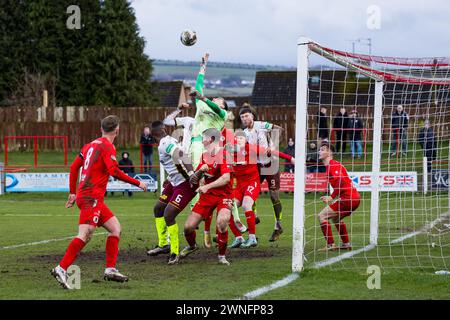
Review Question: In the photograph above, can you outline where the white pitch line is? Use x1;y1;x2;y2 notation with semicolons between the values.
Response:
0;232;107;250
240;273;300;300
240;211;450;299
312;244;376;268
391;212;450;244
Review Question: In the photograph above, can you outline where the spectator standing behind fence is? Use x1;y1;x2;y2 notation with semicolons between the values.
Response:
418;119;437;172
316;106;329;142
306;142;325;173
390;104;409;157
332;107;349;154
140;126;156;175
284;138;295;173
348;110;363;159
118;151;135;197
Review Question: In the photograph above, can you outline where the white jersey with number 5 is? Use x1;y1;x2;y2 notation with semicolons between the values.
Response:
158;135;187;187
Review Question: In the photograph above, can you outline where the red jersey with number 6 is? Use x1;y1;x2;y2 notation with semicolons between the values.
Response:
70;137;140;203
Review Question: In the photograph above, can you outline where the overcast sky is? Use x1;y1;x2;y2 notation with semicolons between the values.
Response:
131;0;450;67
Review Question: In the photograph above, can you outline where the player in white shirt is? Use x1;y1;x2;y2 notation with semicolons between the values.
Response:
147;121;198;265
163;103;195;154
239;106;285;242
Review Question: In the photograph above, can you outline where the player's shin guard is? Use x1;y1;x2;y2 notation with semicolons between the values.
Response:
60;237;86;270
273;201;282;227
252;202;258;216
229;215;242;237
245;210;256;235
106;235;120;268
204;214;212;233
334;221;349;244
231;201;241;222
167;224;179;255
185;230;197;247
217;230;228;256
320;221;334;245
155;217;168;247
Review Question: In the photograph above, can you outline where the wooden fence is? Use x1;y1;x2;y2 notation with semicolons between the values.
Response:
1;105;449;151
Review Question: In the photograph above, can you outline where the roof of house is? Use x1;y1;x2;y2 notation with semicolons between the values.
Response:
217;96;252;108
251;70;447;107
155;81;184;107
251;71;297;106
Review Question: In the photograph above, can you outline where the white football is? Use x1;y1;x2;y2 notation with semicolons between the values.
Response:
180;30;197;46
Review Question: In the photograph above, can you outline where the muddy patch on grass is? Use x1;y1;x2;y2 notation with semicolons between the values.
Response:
28;245;289;265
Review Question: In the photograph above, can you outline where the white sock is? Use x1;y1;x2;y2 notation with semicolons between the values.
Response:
249;234;256;241
236;236;244;241
274;221;282;229
56;265;65;272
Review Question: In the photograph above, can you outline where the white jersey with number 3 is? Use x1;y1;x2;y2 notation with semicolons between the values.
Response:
158;136;187;187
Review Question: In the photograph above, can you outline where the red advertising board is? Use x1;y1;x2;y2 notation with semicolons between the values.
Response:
260;172;328;192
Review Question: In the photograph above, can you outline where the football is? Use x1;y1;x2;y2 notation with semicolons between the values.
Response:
180;29;197;46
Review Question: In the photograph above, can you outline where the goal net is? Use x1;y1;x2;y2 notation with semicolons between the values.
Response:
293;38;450;272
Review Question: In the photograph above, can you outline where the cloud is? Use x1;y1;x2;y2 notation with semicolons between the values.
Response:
131;0;450;66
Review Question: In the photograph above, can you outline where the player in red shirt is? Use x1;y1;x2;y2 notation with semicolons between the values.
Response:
228;130;295;248
201;126;247;248
317;142;360;251
51;116;147;289
181;128;234;265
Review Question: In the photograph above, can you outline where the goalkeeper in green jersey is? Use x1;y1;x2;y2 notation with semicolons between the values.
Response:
189;53;228;169
188;53;247;248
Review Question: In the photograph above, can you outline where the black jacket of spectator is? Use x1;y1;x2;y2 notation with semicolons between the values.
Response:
316;111;328;130
306;145;325;172
140;134;156;155
418;127;436;159
306;147;319;164
348;117;364;141
283;144;295;172
332;112;349;130
316;110;329;139
119;152;135;175
284;144;295;158
391;111;409;133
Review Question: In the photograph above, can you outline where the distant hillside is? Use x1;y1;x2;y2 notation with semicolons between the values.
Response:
153;59;295;70
152;59;295;96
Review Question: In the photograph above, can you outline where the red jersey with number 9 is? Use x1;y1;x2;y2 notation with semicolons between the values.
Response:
70;137;140;203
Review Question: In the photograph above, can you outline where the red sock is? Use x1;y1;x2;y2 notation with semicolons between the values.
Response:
105;235;120;268
334;221;349;244
217;230;228;256
245;210;256;235
204;214;212;233
185;230;197;247
320;221;334;245
228;215;242;237
59;237;86;270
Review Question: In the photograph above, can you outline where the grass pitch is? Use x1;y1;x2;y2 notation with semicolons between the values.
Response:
0;191;449;300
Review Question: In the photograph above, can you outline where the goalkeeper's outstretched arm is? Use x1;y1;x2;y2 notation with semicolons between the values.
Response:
195;53;209;96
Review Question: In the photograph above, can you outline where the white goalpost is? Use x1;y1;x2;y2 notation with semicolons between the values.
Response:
292;37;450;272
